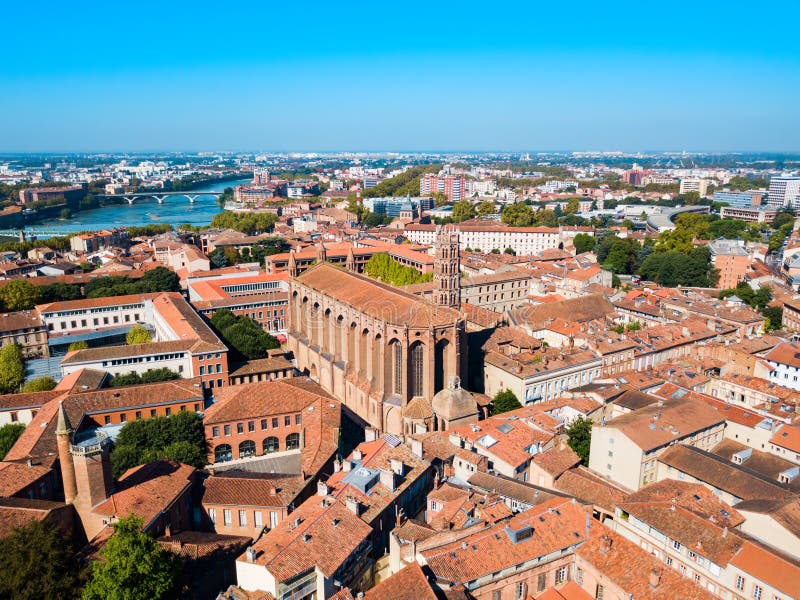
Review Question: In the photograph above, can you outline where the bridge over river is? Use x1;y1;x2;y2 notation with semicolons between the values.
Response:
97;191;224;204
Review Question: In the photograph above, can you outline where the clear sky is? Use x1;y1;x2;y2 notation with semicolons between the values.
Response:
2;0;799;152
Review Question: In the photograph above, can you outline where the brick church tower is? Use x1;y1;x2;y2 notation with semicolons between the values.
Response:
433;225;460;308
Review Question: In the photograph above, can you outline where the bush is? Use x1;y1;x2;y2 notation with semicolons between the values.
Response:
0;344;24;394
566;416;593;464
493;389;522;414
109;368;180;387
110;411;206;478
0;423;25;460
363;253;433;286
126;325;152;345
21;376;57;393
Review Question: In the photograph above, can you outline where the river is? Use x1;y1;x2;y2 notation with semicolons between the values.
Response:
32;178;251;237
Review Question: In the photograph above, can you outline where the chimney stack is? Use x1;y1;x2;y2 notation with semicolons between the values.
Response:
346;496;360;516
410;438;424;460
245;547;256;563
380;469;396;492
599;534;613;555
317;480;329;496
364;427;379;442
649;568;662;589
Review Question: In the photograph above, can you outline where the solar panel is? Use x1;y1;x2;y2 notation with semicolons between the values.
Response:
383;434;402;447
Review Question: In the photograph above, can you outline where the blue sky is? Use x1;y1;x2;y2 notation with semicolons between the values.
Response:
2;0;799;152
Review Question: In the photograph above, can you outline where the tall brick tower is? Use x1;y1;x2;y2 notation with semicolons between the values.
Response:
55;401;78;504
433;225;461;308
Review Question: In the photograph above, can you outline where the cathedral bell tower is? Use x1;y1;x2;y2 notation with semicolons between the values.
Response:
433;225;460;308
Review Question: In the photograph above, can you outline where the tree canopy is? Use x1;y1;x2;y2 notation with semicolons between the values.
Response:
638;246;719;288
566;416;593;464
109;411;206;478
493;389;522;414
573;233;595;254
82;515;181;600
451;201;476;223
361;164;442;199
21;376;57;393
0;422;25;460
109;368;181;388
210;211;277;235
84;267;180;299
501;203;534;227
363;253;433;286
0;344;25;394
210;308;280;360
126;325;152;345
0;520;85;600
0;280;41;311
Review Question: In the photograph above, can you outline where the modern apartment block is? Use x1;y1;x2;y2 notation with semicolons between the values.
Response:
767;177;800;208
420;175;467;202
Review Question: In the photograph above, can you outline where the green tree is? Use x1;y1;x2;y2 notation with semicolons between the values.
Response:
565;197;580;215
137;267;181;293
534;209;558;227
0;344;24;394
772;210;795;230
451;201;476;223
68;341;89;352
109;368;180;388
82;515;181;600
210;211;278;235
110;411;206;478
762;306;783;332
503;247;516;255
126;325;152;345
363;253;433;286
0;520;85;600
476;200;496;216
209;309;280;361
39;282;82;303
501;203;534;227
0;280;41;311
0;422;25;459
432;192;449;206
493;389;522;414
573;233;595;254
566;416;593;464
21;376;57;393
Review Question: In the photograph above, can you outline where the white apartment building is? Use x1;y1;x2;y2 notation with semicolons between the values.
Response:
542;180;579;193
404;223;562;255
767;177;800;209
679;178;710;196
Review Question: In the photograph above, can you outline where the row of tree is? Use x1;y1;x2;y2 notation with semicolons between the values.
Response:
209;308;280;360
209;211;278;235
363;253;433;286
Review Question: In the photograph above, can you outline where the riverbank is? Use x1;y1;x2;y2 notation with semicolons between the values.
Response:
29;178;251;238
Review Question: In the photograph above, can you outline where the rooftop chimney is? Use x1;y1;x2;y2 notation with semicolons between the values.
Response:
245;547;256;563
346;496;360;516
599;534;613;555
410;438;424;460
352;449;363;461
364;427;379;442
390;458;404;476
649;568;662;589
317;480;329;496
380;469;396;492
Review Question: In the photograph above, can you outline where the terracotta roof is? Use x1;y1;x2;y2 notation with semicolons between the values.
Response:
204;379;333;425
228;356;294;377
242;496;372;582
553;467;629;511
364;562;438;600
202;472;306;508
657;445;792;502
295;262;461;327
576;527;716;600
420;497;587;584
729;541;800;599
61;339;196;364
771;423;800;454
537;582;593;600
467;471;566;507
618;479;744;528
158;531;252;560
0;459;56;497
532;445;582;478
0;497;67;538
0;390;60;411
509;293;614;328
93;460;196;527
325;438;431;525
604;397;724;452
0;310;45;333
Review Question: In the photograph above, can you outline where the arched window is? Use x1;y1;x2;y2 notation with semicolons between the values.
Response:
286;433;301;450
239;440;255;458
391;340;402;395
410;342;425;398
263;436;279;454
214;444;232;463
